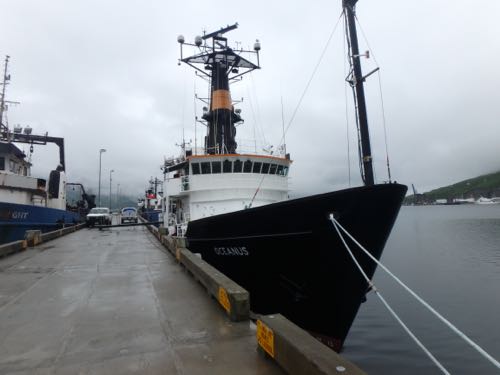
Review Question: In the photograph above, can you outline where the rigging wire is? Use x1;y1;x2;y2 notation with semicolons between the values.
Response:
245;80;259;153
181;68;187;147
354;14;392;182
276;11;344;149
193;78;197;154
249;12;343;206
280;94;286;156
330;216;500;372
343;9;366;184
343;14;352;187
377;70;392;182
249;71;267;148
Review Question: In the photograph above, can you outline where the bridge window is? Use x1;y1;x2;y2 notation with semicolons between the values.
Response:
191;163;200;175
261;163;270;174
277;165;284;176
243;160;253;173
0;157;4;171
233;160;243;173
201;162;211;174
212;161;222;173
283;166;289;176
253;162;262;173
223;160;232;173
269;164;277;174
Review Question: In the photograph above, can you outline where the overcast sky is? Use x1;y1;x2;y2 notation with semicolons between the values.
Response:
2;0;500;199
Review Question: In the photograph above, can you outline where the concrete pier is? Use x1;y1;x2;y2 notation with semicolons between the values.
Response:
0;225;283;374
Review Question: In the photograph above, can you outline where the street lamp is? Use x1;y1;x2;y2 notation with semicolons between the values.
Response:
98;149;106;207
116;183;121;209
109;169;114;209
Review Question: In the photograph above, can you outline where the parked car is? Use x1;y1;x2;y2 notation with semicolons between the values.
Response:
121;207;138;224
86;207;112;227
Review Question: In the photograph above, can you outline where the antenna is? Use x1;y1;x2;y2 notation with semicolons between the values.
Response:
0;56;21;134
280;96;286;156
177;24;260;155
0;55;11;132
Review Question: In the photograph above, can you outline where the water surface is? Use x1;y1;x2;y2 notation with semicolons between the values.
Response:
342;205;500;374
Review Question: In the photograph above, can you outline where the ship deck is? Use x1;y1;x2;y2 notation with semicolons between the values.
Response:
0;223;283;374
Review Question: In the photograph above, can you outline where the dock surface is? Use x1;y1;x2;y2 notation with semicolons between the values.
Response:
0;225;283;374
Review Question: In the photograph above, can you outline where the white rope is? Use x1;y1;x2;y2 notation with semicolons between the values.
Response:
330;216;500;370
330;216;450;375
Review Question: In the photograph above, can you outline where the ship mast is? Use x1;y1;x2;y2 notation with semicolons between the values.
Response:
344;0;375;186
0;57;67;170
0;55;11;132
177;24;260;155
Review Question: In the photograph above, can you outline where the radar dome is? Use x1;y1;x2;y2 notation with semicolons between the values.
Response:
254;39;261;51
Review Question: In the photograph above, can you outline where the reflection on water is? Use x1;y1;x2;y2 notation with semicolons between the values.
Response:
342;205;500;375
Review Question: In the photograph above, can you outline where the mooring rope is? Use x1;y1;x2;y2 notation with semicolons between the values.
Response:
329;215;500;371
329;215;450;374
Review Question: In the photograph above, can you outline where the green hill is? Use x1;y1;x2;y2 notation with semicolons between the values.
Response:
406;171;500;204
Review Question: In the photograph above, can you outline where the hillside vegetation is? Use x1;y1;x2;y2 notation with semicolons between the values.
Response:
426;171;500;199
407;171;500;203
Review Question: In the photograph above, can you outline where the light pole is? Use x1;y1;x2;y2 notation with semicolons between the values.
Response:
116;183;120;209
98;149;106;207
109;169;114;209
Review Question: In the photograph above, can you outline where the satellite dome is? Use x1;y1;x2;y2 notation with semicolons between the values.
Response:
254;39;261;51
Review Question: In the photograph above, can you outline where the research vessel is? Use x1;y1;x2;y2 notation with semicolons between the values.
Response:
162;1;406;351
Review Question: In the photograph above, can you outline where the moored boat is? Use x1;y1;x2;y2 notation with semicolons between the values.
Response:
0;56;94;244
138;177;163;223
161;0;407;352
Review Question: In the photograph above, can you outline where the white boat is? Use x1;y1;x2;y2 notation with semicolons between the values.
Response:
475;197;499;205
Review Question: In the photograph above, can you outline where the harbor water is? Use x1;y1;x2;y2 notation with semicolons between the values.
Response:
342;205;500;374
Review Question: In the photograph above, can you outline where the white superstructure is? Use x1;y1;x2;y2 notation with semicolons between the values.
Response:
163;152;291;236
0;142;67;209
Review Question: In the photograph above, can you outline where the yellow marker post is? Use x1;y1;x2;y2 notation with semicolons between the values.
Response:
218;286;231;313
256;320;275;358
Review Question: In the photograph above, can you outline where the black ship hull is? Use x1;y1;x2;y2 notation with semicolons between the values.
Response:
185;183;407;351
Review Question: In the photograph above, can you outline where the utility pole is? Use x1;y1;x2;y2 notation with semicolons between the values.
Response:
109;169;114;209
98;149;106;206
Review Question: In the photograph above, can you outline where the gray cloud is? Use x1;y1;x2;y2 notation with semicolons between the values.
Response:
2;0;499;199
